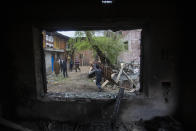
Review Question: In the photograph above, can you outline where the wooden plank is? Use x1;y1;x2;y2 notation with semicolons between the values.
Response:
122;70;136;88
101;80;109;88
115;63;124;83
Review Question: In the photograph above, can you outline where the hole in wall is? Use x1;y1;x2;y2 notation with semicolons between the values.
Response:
40;29;142;99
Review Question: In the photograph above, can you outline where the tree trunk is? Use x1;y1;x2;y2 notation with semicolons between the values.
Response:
85;31;114;68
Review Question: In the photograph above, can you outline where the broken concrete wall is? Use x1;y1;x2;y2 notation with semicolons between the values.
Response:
9;24;37;99
3;21;178;114
1;23;38;120
1;1;192;130
7;18;179;125
114;19;180;123
15;99;115;122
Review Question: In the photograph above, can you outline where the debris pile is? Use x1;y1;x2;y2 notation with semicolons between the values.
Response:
88;61;140;93
46;91;137;100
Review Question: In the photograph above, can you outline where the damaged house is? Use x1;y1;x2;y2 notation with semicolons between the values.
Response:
118;29;142;65
42;31;70;73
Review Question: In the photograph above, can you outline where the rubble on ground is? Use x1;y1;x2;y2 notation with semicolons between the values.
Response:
89;61;140;92
46;91;137;100
15;116;183;131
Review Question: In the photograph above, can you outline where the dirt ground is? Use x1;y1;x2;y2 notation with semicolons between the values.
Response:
47;66;119;94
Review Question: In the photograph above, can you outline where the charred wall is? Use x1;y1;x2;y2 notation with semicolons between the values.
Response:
1;0;193;130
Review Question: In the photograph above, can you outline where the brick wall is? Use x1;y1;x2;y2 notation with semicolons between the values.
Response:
77;50;94;66
118;29;142;63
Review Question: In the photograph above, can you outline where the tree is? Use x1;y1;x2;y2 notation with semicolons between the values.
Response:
68;31;124;66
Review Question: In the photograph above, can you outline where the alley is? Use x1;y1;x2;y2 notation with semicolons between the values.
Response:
47;66;119;94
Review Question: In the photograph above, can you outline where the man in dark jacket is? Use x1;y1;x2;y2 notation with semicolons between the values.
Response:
94;63;102;92
62;59;68;78
54;59;60;76
60;58;63;72
74;56;80;72
69;58;73;72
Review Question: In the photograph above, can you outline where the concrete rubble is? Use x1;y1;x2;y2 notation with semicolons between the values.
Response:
89;61;140;92
46;91;138;100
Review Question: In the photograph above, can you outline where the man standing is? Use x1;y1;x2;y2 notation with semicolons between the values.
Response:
94;63;102;92
62;58;68;78
54;59;60;76
74;56;80;72
60;58;63;72
69;58;73;72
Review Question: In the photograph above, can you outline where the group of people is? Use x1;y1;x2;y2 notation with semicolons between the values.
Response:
53;56;81;78
53;56;103;92
54;58;68;78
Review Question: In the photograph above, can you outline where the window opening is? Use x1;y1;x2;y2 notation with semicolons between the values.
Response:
42;30;142;99
124;41;128;50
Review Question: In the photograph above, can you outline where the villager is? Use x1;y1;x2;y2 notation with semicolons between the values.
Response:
60;58;63;72
69;58;73;72
94;63;102;92
75;56;81;72
62;58;68;78
54;59;60;76
88;61;95;78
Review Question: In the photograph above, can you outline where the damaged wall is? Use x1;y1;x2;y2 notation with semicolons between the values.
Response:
118;19;179;121
5;19;179;122
2;0;192;130
118;29;142;64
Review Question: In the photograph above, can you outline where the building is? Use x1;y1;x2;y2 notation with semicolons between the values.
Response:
71;37;94;66
76;50;94;66
118;29;142;64
42;31;69;73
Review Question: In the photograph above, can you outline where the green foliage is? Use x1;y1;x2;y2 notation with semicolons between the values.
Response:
68;31;124;65
74;40;92;51
75;31;85;37
68;31;92;52
67;38;76;49
92;37;123;64
66;38;77;59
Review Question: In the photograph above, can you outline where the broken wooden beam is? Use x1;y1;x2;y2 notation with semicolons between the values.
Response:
115;63;124;83
101;80;109;88
122;70;137;88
